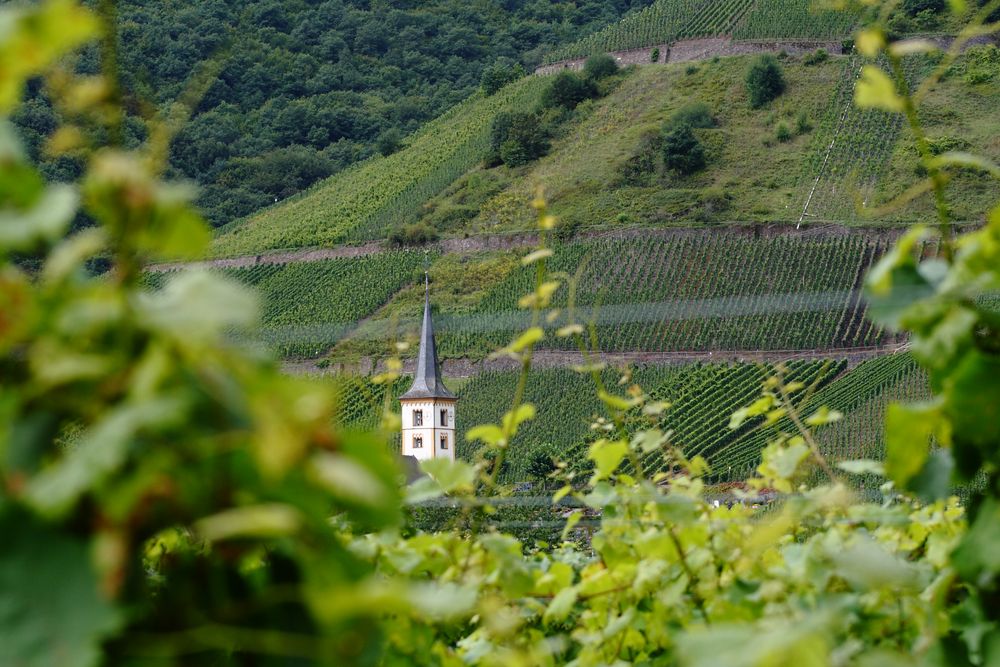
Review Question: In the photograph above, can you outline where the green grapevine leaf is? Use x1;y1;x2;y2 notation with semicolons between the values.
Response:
836;459;885;476
0;509;122;667
884;400;950;489
944;352;1000;459
805;406;843;426
588;439;628;480
855;65;905;113
952;498;1000;582
543;587;577;624
419;458;477;494
194;504;303;542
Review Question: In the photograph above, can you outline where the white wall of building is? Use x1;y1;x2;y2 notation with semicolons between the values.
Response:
401;399;456;461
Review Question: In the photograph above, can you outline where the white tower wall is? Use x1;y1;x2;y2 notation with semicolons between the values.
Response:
400;398;456;461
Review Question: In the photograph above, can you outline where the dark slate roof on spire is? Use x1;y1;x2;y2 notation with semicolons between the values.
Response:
399;274;455;401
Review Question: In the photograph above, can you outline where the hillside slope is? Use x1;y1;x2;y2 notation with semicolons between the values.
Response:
186;18;998;485
460;52;998;234
212;76;548;257
210;47;999;259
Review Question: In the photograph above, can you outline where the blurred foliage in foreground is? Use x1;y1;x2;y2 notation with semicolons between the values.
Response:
1;1;1000;666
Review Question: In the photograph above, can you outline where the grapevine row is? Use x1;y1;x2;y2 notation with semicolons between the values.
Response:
543;0;708;64
438;235;887;357
733;0;862;40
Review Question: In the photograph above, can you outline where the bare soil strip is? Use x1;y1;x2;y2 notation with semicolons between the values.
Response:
151;223;909;273
283;341;910;378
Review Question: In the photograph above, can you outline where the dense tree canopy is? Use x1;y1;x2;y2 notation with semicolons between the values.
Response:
15;0;654;227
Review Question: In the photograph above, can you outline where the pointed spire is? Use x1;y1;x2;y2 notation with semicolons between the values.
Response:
399;270;455;401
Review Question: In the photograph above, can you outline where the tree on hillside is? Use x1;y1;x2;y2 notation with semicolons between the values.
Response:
376;128;403;156
527;445;559;486
489;111;549;167
480;58;527;96
662;123;706;175
583;53;619;80
541;71;598;110
746;55;786;108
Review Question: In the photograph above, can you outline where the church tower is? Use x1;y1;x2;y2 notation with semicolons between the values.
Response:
399;275;457;462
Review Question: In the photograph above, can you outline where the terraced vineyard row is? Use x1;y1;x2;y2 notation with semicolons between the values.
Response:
455;366;679;481
814;358;928;462
439;235;889;357
637;360;843;477
329;375;408;432
543;0;707;64
321;354;928;485
733;0;862;40
253;252;427;357
211;75;549;258
455;354;928;485
148;251;427;358
799;55;929;222
676;0;756;39
544;0;860;65
157;234;896;360
457;361;843;483
715;353;927;472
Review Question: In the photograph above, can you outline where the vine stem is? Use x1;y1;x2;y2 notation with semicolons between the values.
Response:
668;525;711;625
777;380;838;484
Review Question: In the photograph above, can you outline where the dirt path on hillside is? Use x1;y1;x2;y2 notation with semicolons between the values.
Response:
283;342;911;378
150;223;913;273
535;37;844;75
535;33;997;74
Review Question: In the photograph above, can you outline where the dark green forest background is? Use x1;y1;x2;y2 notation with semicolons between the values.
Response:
12;0;651;227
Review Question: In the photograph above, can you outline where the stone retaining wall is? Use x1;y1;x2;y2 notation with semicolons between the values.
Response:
534;33;997;75
534;37;844;75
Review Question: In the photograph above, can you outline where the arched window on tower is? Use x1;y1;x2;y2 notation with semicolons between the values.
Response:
440;434;448;450
440;409;448;427
413;409;423;426
413;436;423;449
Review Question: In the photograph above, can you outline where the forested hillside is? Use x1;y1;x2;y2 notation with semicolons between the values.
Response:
12;0;652;226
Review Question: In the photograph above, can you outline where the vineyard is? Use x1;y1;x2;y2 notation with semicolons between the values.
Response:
436;235;891;358
455;361;844;483
676;0;756;40
328;375;408;432
543;0;706;64
809;353;928;457
543;0;862;65
732;0;862;40
797;55;930;222
254;252;427;356
450;353;926;485
148;251;426;357
210;75;548;258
